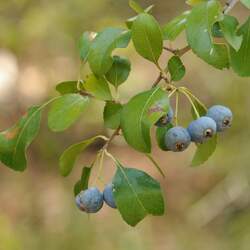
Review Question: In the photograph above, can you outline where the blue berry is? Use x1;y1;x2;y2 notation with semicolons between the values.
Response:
75;187;103;213
156;107;174;127
206;105;233;132
164;126;191;152
187;116;217;143
103;183;117;209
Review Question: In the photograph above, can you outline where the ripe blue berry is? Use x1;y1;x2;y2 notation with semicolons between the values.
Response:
75;187;103;213
103;183;117;209
164;126;191;152
156;107;174;127
187;116;217;143
206;105;233;132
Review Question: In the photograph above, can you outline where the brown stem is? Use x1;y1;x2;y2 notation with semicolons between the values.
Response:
102;126;121;150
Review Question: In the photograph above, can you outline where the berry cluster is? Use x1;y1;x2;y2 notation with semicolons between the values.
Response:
156;105;233;152
75;184;116;213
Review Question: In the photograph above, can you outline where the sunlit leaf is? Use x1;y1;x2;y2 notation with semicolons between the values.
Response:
113;162;164;226
186;0;229;69
131;13;163;64
121;87;169;153
48;94;89;132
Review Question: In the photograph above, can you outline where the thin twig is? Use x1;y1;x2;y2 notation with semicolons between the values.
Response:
223;0;239;14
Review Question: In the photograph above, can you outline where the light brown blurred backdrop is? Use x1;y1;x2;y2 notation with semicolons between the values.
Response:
0;1;250;250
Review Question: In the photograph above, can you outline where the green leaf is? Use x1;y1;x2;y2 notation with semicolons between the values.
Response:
59;135;106;177
129;0;144;14
131;13;163;64
230;17;250;77
113;163;165;226
121;87;169;153
48;94;89;132
74;166;92;196
168;56;186;81
84;74;112;101
0;106;42;171
162;11;190;41
156;124;173;151
103;102;123;129
212;22;224;38
220;15;243;51
126;5;154;29
191;99;207;119
78;31;92;62
88;28;130;76
186;0;208;6
55;81;81;95
241;0;250;8
105;56;131;88
191;135;217;166
186;0;229;69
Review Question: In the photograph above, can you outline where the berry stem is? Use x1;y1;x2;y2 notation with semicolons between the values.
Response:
146;154;166;178
179;88;200;118
174;91;179;126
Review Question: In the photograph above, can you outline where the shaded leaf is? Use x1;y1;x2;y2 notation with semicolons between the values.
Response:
59;135;106;177
105;56;131;88
131;13;163;63
0;106;42;171
48;94;89;132
156;124;173;151
78;31;92;61
121;87;169;153
191;135;217;166
103;102;123;129
220;15;243;51
186;0;229;69
162;11;190;40
113;163;164;226
74;166;92;196
84;74;112;101
230;17;250;76
88;28;130;76
168;56;186;81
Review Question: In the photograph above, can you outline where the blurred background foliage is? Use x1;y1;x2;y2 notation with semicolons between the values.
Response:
0;0;250;249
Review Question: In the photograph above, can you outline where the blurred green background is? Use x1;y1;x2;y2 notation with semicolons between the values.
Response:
0;0;250;249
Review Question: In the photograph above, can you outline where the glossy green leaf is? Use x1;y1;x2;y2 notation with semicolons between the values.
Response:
78;31;92;61
156;124;173;151
230;17;250;77
220;15;243;51
162;11;190;41
131;13;163;64
103;102;123;129
241;0;250;8
59;135;106;177
48;94;89;132
168;56;186;81
129;0;144;13
113;163;165;226
0;106;42;171
126;5;154;29
74;166;92;196
84;74;112;101
191;135;217;166
121;87;169;153
186;0;207;6
105;56;131;88
55;81;82;95
186;0;229;69
88;28;130;76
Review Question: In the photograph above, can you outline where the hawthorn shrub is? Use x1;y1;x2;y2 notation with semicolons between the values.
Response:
0;0;249;226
